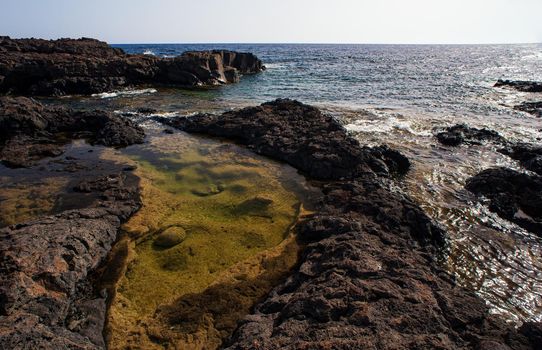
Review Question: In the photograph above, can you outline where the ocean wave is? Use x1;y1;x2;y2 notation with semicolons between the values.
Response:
92;88;158;99
143;50;155;56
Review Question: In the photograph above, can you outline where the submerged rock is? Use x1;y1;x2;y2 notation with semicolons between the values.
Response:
435;124;505;146
154;226;187;248
494;79;542;93
0;96;144;167
0;173;141;349
157;99;410;180
0;37;265;96
466;167;542;235
515;101;542;118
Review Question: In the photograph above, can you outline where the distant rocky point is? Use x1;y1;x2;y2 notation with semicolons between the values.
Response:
0;36;265;96
494;79;542;93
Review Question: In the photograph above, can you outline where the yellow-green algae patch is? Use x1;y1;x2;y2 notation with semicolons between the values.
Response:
107;132;314;349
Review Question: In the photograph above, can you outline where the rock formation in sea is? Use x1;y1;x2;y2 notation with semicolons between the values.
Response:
494;79;542;93
0;37;265;96
0;96;145;167
158;99;541;349
499;143;542;176
515;101;542;118
435;124;506;146
0;173;141;349
466;168;542;236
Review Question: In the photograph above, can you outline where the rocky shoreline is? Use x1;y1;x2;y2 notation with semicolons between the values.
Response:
157;99;541;349
0;37;265;96
0;172;141;349
0;37;541;349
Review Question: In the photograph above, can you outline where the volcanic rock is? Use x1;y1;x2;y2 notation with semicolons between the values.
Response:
0;37;265;96
0;173;141;349
494;79;542;93
0;96;144;167
436;124;505;146
466;167;542;235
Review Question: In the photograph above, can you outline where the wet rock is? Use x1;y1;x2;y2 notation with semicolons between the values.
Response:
494;79;542;93
156;99;410;180
515;101;542;118
436;124;505;146
466;167;542;235
0;173;141;349
0;96;145;167
499;143;542;175
154;226;186;248
0;37;265;96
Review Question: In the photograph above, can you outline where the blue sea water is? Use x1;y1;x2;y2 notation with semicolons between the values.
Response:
104;43;542;324
114;43;542;117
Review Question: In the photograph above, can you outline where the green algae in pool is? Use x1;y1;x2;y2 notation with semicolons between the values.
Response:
107;132;315;349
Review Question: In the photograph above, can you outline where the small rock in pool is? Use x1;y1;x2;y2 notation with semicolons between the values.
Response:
154;227;187;248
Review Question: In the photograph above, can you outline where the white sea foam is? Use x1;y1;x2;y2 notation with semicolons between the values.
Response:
345;117;431;137
92;88;158;99
143;50;156;56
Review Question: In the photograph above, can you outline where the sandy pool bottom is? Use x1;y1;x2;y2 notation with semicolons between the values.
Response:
104;131;316;349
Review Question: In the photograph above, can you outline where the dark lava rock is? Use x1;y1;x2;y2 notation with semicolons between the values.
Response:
515;101;542;118
156;99;539;349
0;37;265;96
0;96;145;167
436;124;505;146
157;99;410;180
494;79;542;93
499;143;542;175
0;173;141;349
466;167;542;235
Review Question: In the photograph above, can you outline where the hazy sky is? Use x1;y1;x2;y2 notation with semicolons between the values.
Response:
1;0;541;44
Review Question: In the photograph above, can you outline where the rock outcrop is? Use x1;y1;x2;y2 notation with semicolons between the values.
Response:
466;168;542;236
157;99;410;180
494;79;542;93
435;124;505;146
158;99;540;349
0;173;141;349
0;96;144;167
0;37;265;96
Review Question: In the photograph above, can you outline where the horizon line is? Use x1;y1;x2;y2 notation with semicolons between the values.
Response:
111;41;542;46
3;36;541;46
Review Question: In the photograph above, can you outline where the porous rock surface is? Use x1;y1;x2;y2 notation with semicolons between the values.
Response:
0;36;265;96
159;99;541;349
466;167;542;236
0;96;144;167
0;173;141;349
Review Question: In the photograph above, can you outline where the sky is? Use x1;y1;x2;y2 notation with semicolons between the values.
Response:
1;0;541;44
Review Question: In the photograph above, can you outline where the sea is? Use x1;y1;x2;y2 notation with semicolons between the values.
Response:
76;43;542;323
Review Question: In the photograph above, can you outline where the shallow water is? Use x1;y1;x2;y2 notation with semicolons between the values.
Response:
106;128;318;349
24;43;542;324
